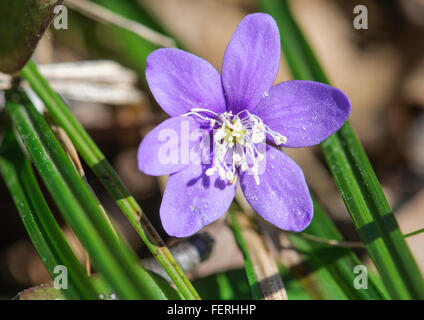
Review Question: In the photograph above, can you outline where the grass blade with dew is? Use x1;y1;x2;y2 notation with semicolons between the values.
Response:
20;60;199;300
0;126;98;300
259;0;424;299
6;89;175;300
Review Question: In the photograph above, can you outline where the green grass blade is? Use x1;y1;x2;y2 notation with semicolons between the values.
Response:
260;0;424;299
0;127;98;300
5;90;174;300
20;60;199;300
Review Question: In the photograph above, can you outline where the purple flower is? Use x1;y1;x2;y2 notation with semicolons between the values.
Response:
138;13;350;237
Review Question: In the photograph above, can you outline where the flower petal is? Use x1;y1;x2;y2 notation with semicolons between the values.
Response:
146;48;226;116
240;147;313;231
138;116;210;176
253;80;351;148
160;163;236;237
221;13;281;114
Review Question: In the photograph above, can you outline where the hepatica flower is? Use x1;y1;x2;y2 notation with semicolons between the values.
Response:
138;13;350;237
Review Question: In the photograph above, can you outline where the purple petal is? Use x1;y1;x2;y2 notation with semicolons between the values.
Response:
221;13;281;114
138;116;210;176
253;80;351;148
146;48;226;116
240;147;313;232
160;163;236;237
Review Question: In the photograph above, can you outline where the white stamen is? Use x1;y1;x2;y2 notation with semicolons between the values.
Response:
205;167;215;176
184;108;287;185
254;175;260;185
226;171;235;183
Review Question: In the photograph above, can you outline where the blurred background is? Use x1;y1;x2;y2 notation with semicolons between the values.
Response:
1;0;424;299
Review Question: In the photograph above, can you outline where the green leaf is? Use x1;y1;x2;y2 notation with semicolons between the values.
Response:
0;0;63;73
5;90;174;300
260;0;424;299
0;126;98;300
20;60;199;300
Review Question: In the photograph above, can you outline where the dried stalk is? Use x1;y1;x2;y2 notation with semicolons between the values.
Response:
66;0;176;48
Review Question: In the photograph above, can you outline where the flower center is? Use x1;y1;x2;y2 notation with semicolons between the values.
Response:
184;108;287;185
